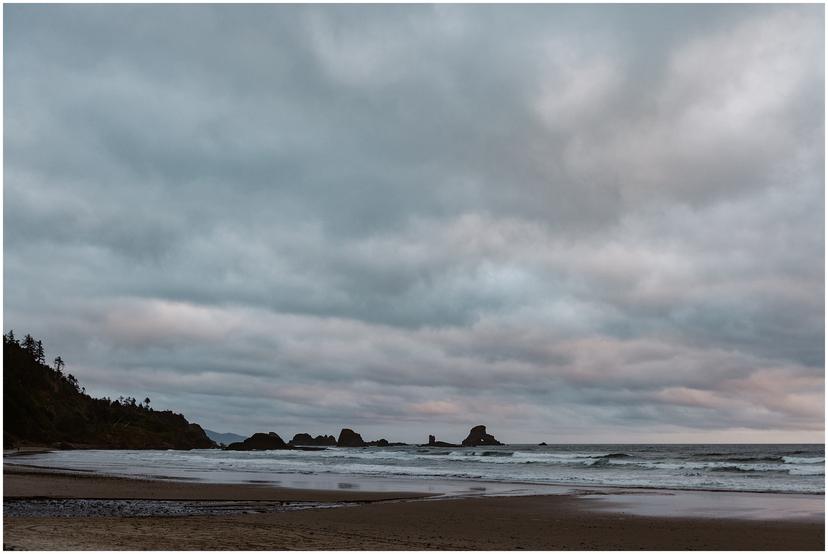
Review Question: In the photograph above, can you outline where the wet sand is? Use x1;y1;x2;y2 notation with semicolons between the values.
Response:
4;464;429;502
4;465;825;550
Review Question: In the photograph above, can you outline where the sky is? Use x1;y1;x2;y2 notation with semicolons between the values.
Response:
4;4;824;443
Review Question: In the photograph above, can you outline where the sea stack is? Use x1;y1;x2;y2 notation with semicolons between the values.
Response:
423;434;459;447
225;432;288;451
337;428;366;447
290;433;337;447
461;425;502;447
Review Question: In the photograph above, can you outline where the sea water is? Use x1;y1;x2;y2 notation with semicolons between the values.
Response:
10;443;823;494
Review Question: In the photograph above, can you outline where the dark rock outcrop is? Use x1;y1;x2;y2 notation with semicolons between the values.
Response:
318;435;337;446
290;433;336;447
226;432;287;451
538;442;548;446
422;434;458;447
337;428;366;447
461;425;502;447
365;438;406;446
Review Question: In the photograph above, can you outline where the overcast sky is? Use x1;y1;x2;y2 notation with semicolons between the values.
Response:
4;4;824;443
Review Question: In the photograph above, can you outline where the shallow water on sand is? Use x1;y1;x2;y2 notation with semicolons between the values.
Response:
580;489;824;522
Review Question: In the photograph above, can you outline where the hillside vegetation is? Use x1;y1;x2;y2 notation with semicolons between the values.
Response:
4;331;215;450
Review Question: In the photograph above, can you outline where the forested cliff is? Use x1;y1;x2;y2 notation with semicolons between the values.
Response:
4;331;215;450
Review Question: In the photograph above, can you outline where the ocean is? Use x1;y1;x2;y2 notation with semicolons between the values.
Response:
11;443;824;495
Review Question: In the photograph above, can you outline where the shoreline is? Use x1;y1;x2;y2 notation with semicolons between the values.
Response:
5;455;824;497
4;464;825;550
3;464;432;503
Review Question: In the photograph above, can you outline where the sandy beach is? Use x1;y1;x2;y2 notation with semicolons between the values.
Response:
4;464;824;550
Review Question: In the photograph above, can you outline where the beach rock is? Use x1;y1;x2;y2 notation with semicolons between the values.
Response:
290;433;336;447
373;438;389;447
337;428;366;447
225;432;287;451
429;435;436;445
461;425;502;447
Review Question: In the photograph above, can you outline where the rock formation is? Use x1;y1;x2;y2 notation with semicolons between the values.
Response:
423;434;458;447
337;428;366;447
363;438;406;447
290;433;336;447
461;425;502;447
225;432;288;451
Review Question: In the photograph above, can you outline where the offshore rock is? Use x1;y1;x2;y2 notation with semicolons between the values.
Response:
423;434;458;447
290;433;336;447
337;428;366;447
461;425;502;447
367;439;407;446
226;432;287;451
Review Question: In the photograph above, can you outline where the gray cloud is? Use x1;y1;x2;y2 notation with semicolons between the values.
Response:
4;4;823;442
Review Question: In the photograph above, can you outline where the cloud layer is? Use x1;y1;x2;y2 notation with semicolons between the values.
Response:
5;4;824;442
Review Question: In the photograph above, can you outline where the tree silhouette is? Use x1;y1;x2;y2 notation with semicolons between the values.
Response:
54;356;65;373
4;329;16;345
22;334;36;356
143;397;151;410
35;340;45;364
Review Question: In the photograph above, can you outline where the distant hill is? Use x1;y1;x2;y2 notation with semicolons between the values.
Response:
204;429;246;446
3;331;216;450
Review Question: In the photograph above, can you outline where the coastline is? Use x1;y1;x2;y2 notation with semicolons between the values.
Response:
4;464;824;550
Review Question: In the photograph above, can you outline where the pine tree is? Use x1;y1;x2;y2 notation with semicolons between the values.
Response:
35;340;46;364
22;334;36;356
